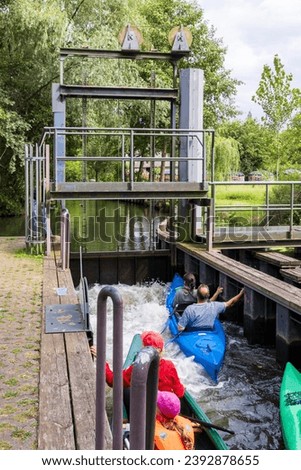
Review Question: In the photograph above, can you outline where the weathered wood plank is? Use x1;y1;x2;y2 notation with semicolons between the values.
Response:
254;250;301;268
43;256;60;305
56;268;78;304
280;267;301;284
38;332;75;450
56;261;112;449
178;242;301;315
65;333;112;450
40;250;112;450
39;253;75;450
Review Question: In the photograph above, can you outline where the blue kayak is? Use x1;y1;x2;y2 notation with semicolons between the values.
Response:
165;273;226;382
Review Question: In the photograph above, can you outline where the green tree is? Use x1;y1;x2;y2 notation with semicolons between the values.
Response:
137;0;241;128
0;0;241;215
252;55;300;132
252;55;301;178
0;0;67;214
213;136;240;181
0;90;29;215
280;113;301;169
218;118;275;176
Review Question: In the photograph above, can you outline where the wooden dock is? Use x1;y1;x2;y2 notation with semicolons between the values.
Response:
254;250;301;269
176;242;301;368
178;243;301;314
39;249;112;450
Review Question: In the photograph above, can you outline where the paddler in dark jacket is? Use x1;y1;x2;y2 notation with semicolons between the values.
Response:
173;273;223;315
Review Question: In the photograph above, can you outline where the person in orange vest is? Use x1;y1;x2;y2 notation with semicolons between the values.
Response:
154;391;194;450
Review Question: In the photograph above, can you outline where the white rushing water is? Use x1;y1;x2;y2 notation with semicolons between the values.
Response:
88;282;218;392
88;281;284;450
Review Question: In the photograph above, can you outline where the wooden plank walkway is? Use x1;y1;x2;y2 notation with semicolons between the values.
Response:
178;242;301;316
280;267;301;285
253;250;301;268
39;250;112;450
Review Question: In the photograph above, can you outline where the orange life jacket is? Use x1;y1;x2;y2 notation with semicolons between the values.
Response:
154;416;194;450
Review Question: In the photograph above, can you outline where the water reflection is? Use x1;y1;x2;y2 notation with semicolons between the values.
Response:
0;216;25;236
67;200;165;252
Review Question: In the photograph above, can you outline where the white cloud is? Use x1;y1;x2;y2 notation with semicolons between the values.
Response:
199;0;301;118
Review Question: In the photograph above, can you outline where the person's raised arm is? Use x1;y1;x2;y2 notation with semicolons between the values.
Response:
225;288;244;308
210;286;223;301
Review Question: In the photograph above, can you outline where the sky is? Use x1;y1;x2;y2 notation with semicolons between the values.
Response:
199;0;301;119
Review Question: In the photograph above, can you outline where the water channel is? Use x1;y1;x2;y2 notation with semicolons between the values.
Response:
1;205;285;450
0;201;166;252
0;216;25;237
88;281;284;451
66;200;166;253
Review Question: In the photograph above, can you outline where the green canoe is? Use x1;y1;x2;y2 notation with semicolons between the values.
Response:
280;362;301;450
123;333;228;450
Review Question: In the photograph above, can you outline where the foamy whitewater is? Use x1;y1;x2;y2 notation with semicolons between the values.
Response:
88;281;283;450
88;282;217;394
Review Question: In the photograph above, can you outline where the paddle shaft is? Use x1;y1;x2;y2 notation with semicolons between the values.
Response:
181;414;235;435
165;331;182;346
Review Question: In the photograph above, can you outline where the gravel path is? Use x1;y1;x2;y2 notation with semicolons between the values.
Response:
0;237;43;450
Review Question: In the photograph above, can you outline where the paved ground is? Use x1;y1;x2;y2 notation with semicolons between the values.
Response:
0;237;43;450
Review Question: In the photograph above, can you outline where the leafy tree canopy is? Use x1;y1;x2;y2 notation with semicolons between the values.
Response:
252;54;301;133
0;0;240;215
218;118;275;176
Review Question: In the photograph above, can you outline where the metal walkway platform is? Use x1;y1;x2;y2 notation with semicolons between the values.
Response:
50;181;208;200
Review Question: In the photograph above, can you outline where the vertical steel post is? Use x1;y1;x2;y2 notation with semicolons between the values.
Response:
45;145;51;256
130;130;134;189
206;199;213;252
29;145;34;241
35;144;40;241
61;208;70;270
265;183;269;228
130;347;159;450
121;134;125;182
95;286;123;450
52;83;66;215
290;183;294;238
25;145;29;245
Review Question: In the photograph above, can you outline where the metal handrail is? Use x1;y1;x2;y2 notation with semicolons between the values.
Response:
37;126;212;188
24;144;47;249
95;286;123;450
207;180;301;244
129;346;160;450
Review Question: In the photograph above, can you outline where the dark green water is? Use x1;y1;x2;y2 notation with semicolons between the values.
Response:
65;200;165;252
0;202;166;252
0;216;25;237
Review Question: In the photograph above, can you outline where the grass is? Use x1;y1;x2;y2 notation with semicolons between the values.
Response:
0;423;14;431
11;428;32;441
3;378;19;386
214;185;266;206
17;398;38;407
3;390;19;399
0;405;17;415
0;441;12;450
14;248;44;259
15;408;37;422
213;185;272;227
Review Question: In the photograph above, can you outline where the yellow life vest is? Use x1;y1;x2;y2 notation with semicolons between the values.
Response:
154;416;194;450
